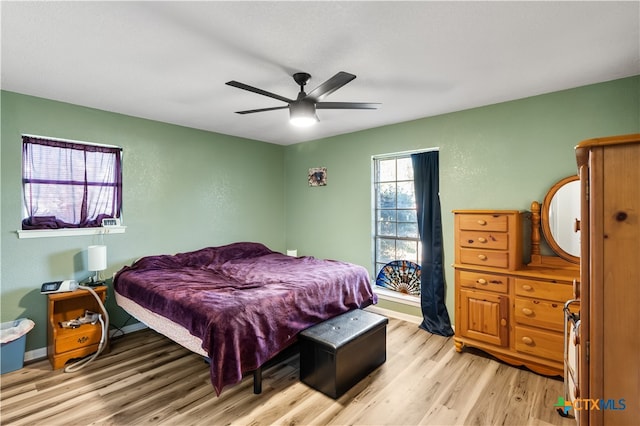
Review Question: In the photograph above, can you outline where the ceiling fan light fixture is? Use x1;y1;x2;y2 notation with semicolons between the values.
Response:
289;101;318;127
227;71;379;126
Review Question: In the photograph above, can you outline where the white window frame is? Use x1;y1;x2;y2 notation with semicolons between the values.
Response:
371;148;438;299
17;134;126;239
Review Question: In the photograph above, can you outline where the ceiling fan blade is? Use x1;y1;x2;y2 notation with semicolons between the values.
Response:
306;72;356;101
226;81;294;104
316;102;381;110
235;106;289;115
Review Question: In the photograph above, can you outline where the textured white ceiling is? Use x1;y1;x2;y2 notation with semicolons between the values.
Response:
2;1;639;145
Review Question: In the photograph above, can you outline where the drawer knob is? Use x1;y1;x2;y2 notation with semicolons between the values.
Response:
522;308;534;316
477;237;487;243
477;254;487;261
574;218;581;233
521;336;534;345
477;219;487;225
477;278;487;285
521;284;533;291
500;318;507;327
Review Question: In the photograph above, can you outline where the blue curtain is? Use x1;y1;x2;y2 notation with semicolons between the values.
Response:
411;151;454;336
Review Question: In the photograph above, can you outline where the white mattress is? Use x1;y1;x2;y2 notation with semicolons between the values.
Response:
115;292;208;358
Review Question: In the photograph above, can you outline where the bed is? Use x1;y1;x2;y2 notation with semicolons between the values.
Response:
113;242;376;395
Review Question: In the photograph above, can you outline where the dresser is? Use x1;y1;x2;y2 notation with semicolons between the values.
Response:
453;209;578;377
573;134;640;425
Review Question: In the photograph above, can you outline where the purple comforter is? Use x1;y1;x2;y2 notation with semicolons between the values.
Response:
113;242;376;395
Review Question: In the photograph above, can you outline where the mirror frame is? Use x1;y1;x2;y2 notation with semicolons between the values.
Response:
541;175;580;264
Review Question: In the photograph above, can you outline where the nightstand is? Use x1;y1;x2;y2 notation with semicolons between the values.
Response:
47;286;109;369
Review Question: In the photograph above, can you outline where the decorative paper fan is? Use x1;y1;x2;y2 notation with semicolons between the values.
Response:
375;260;421;296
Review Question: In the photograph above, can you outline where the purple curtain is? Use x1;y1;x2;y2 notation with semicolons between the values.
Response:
411;151;454;336
22;136;122;229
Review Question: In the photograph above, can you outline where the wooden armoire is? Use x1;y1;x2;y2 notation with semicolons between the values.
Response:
574;133;640;425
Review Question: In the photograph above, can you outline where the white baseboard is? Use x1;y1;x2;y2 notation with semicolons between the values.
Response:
24;322;149;363
365;306;456;332
24;347;47;363
114;322;149;336
365;305;422;325
24;310;446;363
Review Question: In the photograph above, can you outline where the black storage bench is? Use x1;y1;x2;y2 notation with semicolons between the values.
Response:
299;309;388;398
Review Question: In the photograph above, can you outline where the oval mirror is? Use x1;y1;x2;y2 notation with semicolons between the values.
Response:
541;175;580;263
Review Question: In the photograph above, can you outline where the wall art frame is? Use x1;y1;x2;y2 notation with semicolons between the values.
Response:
308;167;327;186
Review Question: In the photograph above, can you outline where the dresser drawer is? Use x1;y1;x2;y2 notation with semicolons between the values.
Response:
458;230;509;250
514;278;573;302
514;297;565;332
514;326;563;362
457;214;509;232
459;248;509;269
54;325;102;354
458;270;509;294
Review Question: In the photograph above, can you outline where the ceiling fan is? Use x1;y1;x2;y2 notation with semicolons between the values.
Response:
225;71;380;127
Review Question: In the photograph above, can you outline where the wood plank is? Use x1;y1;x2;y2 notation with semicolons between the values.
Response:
0;318;575;425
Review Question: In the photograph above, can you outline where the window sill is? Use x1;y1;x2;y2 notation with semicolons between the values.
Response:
374;286;421;307
17;226;126;239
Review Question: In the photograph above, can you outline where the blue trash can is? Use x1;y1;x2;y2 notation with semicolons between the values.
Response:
1;318;35;374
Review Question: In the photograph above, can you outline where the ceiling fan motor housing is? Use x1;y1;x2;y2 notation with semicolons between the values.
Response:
293;72;311;88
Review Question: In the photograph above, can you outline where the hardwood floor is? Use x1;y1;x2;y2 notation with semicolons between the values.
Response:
0;317;575;425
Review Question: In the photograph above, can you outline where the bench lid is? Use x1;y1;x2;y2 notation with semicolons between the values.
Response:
299;309;388;349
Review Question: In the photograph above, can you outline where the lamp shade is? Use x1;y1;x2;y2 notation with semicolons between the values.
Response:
88;245;107;272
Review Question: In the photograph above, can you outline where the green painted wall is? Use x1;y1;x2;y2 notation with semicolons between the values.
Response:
2;76;638;354
283;76;640;319
1;91;285;351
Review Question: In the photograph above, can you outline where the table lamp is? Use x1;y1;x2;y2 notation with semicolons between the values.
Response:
88;245;107;285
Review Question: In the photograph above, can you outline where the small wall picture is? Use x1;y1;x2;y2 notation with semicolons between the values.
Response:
308;167;327;186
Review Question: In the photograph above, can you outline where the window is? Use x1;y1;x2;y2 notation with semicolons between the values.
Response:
21;135;122;230
373;155;421;276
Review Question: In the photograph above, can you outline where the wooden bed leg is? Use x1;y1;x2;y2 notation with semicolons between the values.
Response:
253;367;262;394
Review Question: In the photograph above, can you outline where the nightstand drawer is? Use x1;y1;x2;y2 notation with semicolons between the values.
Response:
514;297;565;332
54;325;102;354
514;326;563;362
458;270;509;294
459;248;509;269
457;214;509;232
